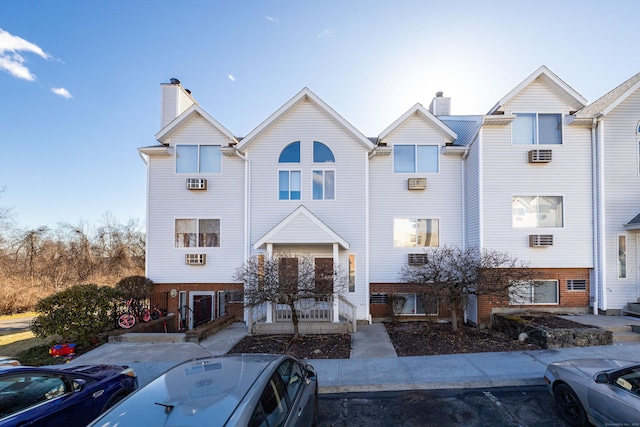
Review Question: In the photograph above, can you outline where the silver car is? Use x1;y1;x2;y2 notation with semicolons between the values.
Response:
89;354;318;427
544;358;640;426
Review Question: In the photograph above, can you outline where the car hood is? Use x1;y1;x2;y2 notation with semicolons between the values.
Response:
553;359;637;377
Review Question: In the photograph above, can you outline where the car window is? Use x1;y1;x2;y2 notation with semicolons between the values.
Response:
277;360;304;402
0;374;68;418
250;374;289;427
612;366;640;395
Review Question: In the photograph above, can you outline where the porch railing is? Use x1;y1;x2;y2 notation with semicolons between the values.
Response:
246;295;358;333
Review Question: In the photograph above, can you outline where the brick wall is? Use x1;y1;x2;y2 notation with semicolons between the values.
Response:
152;283;244;330
476;268;591;327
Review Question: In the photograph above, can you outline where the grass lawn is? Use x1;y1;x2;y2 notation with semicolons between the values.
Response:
0;313;64;365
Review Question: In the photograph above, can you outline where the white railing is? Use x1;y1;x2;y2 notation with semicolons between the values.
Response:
338;295;357;333
275;297;332;322
248;295;358;333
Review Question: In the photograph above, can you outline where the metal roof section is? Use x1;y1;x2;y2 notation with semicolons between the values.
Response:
379;103;457;143
576;71;640;118
155;104;238;145
440;116;483;147
488;65;588;115
253;205;350;250
624;213;640;231
236;87;375;153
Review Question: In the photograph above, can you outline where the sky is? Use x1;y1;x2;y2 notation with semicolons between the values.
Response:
1;0;639;230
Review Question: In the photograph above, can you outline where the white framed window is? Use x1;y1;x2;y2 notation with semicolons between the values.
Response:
175;144;221;173
313;141;335;163
279;171;301;200
394;218;439;247
512;196;563;228
175;219;220;248
512;113;562;145
618;234;627;279
510;280;559;305
396;293;438;315
393;145;439;173
312;170;335;200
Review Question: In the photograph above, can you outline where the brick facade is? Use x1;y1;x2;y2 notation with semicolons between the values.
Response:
152;283;244;330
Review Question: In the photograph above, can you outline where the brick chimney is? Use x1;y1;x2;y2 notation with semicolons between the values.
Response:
429;91;451;116
160;78;196;128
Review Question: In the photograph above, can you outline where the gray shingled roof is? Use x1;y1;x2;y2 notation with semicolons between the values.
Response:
576;72;640;118
441;117;483;147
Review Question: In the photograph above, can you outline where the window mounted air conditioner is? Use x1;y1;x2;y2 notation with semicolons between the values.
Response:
407;178;427;190
528;149;552;163
185;254;206;265
408;254;427;265
186;178;207;190
529;234;553;247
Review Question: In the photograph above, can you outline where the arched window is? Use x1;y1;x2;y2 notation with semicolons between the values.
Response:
279;141;300;163
313;141;335;162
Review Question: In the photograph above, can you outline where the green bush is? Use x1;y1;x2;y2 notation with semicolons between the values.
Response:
30;284;121;346
115;275;153;309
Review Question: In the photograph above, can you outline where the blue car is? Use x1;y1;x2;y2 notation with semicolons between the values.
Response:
0;364;138;427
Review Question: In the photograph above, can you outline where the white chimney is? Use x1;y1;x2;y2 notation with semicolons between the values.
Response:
160;78;196;128
429;91;451;116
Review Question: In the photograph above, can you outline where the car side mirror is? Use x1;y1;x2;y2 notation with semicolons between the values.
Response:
595;373;609;384
73;379;87;391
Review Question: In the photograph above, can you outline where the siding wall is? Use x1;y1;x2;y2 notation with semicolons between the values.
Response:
464;136;481;248
602;89;640;309
246;100;370;318
369;115;463;282
147;116;245;283
481;81;593;268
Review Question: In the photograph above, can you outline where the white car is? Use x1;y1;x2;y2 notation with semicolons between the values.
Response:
0;357;19;367
544;358;640;426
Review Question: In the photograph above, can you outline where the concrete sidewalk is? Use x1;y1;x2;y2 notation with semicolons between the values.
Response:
71;317;640;392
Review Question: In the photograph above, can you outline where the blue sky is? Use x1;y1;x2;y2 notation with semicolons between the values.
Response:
1;0;639;230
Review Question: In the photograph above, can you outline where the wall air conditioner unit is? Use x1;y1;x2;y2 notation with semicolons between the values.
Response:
185;254;206;265
529;234;553;247
186;178;207;190
408;254;428;265
528;149;552;163
407;178;427;190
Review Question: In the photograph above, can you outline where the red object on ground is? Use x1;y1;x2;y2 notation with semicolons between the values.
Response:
50;343;76;357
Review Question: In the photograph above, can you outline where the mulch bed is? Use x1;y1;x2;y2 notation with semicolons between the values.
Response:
226;314;586;359
228;334;352;359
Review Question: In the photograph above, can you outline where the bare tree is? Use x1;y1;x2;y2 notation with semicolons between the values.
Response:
398;245;538;332
234;253;348;339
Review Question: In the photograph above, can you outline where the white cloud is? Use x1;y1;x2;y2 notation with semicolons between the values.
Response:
51;87;72;99
266;16;279;23
0;28;52;81
317;29;333;38
227;74;235;82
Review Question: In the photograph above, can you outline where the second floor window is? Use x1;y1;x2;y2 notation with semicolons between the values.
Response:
176;144;221;173
175;219;220;247
393;218;439;247
394;145;438;173
512;113;562;145
312;170;335;200
512;196;563;228
279;171;301;200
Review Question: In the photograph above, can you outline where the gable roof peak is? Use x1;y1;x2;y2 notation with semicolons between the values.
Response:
488;65;587;115
379;102;457;142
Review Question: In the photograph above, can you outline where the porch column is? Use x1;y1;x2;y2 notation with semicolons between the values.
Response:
266;243;273;323
332;243;340;323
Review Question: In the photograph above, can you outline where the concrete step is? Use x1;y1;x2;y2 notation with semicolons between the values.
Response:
612;331;640;343
111;333;186;344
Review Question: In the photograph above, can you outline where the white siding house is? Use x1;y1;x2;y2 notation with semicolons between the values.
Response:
139;67;640;331
575;72;640;314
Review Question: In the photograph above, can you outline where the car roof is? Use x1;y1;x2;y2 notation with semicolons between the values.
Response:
91;354;287;427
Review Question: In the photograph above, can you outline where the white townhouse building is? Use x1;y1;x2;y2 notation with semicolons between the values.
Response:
138;67;640;331
574;71;640;316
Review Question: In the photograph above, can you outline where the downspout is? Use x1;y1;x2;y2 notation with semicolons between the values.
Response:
461;148;469;324
138;150;150;277
230;148;251;323
365;150;371;323
591;114;604;314
591;117;599;315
